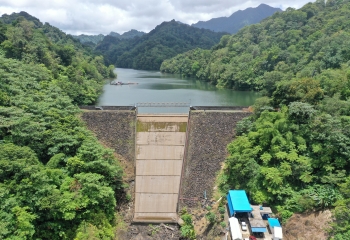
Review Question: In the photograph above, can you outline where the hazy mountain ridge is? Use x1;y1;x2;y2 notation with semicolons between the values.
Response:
109;29;145;39
72;29;145;45
71;34;105;44
192;3;282;33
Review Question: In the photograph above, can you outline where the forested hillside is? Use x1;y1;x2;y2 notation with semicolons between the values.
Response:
95;20;226;70
192;4;281;34
168;1;350;238
161;0;350;91
0;13;123;239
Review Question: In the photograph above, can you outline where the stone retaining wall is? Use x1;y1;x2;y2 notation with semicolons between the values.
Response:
80;110;136;163
179;110;251;208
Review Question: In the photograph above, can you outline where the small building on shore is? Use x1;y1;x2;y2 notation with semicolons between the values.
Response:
227;190;252;217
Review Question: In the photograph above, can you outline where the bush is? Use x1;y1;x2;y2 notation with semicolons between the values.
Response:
180;225;196;240
220;222;226;228
181;214;193;225
236;117;253;135
277;206;293;224
180;213;196;240
180;207;188;215
126;193;131;202
218;206;226;214
205;211;216;224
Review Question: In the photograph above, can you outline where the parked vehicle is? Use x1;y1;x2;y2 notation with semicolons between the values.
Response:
249;236;257;240
241;221;248;231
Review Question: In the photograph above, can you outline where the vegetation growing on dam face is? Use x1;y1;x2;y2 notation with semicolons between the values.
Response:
0;13;124;239
161;0;350;92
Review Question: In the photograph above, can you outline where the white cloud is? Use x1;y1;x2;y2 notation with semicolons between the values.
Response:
0;0;315;35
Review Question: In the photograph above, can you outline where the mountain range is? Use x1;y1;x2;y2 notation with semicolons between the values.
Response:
1;4;282;72
191;3;282;34
72;3;280;46
92;4;281;70
95;20;226;70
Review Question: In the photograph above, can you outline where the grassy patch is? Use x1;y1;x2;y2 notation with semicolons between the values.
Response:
114;212;128;238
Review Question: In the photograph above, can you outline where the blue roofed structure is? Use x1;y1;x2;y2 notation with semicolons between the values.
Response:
268;218;281;228
227;190;252;217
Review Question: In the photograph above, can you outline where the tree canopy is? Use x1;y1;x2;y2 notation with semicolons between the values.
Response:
0;12;123;239
161;0;350;92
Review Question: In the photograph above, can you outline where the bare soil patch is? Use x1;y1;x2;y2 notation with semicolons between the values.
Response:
283;210;332;240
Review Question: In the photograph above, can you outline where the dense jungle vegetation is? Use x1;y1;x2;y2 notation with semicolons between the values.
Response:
95;20;226;70
165;0;350;239
0;12;124;239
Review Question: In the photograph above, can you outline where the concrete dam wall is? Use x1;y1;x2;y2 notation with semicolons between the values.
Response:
134;115;188;222
80;107;250;223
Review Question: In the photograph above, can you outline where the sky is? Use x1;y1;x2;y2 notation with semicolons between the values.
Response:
0;0;315;35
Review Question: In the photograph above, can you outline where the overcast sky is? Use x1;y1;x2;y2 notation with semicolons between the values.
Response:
0;0;315;35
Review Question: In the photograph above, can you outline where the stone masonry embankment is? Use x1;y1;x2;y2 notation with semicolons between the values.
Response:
180;110;251;208
80;110;136;164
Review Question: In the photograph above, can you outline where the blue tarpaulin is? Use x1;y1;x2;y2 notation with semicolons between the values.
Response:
268;218;281;228
227;190;252;216
251;227;267;232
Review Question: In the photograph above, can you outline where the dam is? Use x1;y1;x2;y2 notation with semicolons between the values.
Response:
80;105;251;223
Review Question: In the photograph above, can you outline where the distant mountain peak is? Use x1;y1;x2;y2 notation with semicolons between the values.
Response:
191;4;282;34
108;29;145;39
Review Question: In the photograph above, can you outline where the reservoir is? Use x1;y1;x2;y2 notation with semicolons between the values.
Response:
98;68;260;113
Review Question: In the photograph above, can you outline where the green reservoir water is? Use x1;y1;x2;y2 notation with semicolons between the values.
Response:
98;68;260;113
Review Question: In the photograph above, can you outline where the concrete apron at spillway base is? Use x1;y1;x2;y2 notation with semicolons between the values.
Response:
133;114;188;223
